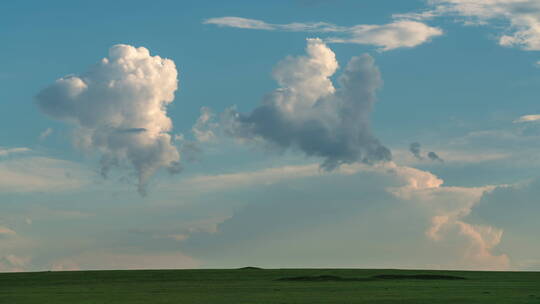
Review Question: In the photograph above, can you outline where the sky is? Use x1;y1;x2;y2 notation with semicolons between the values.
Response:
1;0;540;272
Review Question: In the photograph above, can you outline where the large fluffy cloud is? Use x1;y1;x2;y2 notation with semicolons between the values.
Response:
177;162;508;270
204;17;442;51
0;157;513;271
36;45;181;195
224;39;391;170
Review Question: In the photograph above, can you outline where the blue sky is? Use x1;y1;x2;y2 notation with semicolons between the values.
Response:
1;0;540;271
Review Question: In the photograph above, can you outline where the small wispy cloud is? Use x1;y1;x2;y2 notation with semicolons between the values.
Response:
513;114;540;123
409;142;423;160
192;107;217;143
0;147;31;157
204;17;443;51
325;21;443;51
427;151;444;162
39;128;53;141
0;226;16;237
408;142;444;162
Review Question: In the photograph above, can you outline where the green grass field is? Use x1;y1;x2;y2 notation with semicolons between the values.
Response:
1;268;539;303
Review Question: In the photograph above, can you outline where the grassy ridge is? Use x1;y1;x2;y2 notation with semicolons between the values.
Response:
1;268;539;303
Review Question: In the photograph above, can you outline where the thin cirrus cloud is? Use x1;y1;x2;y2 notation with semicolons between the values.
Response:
203;17;443;51
36;45;181;195
395;0;540;51
0;156;90;193
223;38;391;170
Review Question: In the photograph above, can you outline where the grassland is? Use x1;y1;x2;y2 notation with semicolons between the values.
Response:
0;268;539;303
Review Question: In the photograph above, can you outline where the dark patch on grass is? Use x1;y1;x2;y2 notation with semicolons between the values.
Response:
372;274;466;280
278;274;466;282
278;275;369;282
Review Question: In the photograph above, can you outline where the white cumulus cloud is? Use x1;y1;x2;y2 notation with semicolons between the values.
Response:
36;45;181;195
223;39;391;170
